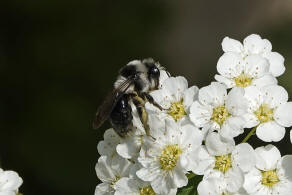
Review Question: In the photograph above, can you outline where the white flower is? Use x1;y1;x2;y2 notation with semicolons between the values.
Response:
244;85;292;142
136;117;203;194
290;130;292;144
115;164;177;195
215;52;277;89
193;132;256;193
221;34;285;77
0;169;23;195
95;156;132;195
243;145;292;195
197;174;248;195
97;128;121;160
146;76;199;125
189;82;248;139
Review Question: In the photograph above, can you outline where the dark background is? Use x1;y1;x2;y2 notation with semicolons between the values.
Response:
1;0;292;194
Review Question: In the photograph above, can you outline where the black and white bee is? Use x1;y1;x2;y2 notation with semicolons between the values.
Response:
93;58;167;137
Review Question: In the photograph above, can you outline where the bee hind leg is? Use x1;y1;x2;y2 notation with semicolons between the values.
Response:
132;95;151;136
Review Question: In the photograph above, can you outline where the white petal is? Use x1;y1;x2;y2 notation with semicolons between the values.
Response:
136;167;159;182
262;85;288;108
274;102;292;127
255;144;281;170
148;114;165;137
244;86;263;112
182;85;199;109
232;143;256;172
116;136;140;159
222;37;244;53
226;87;248;115
162;76;188;100
244;54;269;79
198;177;224;195
95;156;116;182
181;123;203;148
95;183;113;195
220;116;245;138
225;167;244;193
217;52;242;78
243;167;262;194
151;174;173;194
291;130;292;144
115;178;139;194
192;146;214;175
242;113;259;128
199;82;227;106
0;171;23;191
189;101;212;127
243;34;272;54
111;156;132;177
150;89;172;109
256;121;286;142
251;74;277;88
97;128;120;156
159;70;170;87
172;167;188;187
281;155;292;182
214;74;235;88
265;51;285;77
206;132;235;156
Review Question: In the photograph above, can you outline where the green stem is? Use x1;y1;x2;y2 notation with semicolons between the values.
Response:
186;172;196;179
241;126;257;143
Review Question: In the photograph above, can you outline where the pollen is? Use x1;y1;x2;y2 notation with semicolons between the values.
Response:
140;186;156;195
168;99;186;121
234;73;252;87
211;105;230;127
214;154;232;173
110;176;120;187
254;104;274;123
261;170;280;187
160;144;182;170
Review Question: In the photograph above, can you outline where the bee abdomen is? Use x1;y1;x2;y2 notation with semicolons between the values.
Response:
109;95;133;137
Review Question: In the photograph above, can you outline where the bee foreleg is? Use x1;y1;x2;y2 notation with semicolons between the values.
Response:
142;92;163;110
132;96;151;136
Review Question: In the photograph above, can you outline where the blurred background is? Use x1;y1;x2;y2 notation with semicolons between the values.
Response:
1;0;292;194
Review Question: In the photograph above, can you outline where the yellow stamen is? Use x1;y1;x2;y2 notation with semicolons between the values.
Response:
160;144;182;170
254;104;274;123
168;99;186;121
234;73;252;87
214;154;232;173
140;186;156;195
261;170;279;187
211;105;230;127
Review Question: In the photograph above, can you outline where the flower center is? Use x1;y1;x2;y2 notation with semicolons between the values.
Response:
254;104;274;123
110;176;120;187
234;73;252;87
214;154;232;173
140;186;156;195
261;170;279;187
160;144;182;170
211;105;230;127
168;99;186;121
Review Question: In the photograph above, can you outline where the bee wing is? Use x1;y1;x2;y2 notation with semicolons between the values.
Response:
92;79;133;129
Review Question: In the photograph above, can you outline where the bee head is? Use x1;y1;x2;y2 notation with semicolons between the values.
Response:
143;58;161;90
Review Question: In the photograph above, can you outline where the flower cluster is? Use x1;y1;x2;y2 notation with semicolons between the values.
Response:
0;168;23;195
95;34;292;195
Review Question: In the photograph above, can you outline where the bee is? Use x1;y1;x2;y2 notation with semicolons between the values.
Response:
93;58;166;137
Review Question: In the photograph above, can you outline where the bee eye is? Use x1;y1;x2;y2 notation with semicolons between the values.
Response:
149;67;160;77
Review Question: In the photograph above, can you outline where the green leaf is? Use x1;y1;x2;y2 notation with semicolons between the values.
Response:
177;175;203;195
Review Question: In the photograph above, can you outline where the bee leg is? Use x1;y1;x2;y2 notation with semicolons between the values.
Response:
142;92;163;110
132;95;151;136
